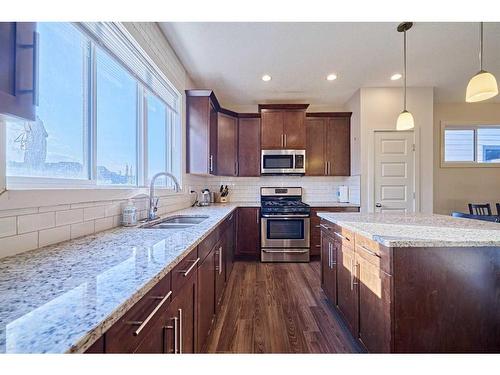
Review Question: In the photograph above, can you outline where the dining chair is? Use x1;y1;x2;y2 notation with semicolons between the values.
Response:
468;203;492;216
452;211;500;223
497;203;500;216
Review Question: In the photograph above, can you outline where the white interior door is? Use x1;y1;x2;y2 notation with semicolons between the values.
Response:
374;131;415;213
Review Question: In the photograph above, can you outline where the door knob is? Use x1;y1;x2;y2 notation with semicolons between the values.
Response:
375;203;382;208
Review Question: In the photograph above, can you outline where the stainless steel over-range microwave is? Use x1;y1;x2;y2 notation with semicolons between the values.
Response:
261;150;306;175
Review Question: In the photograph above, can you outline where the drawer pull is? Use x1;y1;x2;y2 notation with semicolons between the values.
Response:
357;244;380;258
315;244;321;247
130;290;172;336
334;232;351;241
320;224;331;230
315;225;321;228
178;257;200;277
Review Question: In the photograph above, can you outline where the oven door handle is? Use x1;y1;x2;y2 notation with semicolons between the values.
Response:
261;214;310;218
262;249;310;254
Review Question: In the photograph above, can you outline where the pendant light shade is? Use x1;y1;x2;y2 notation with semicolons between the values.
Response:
396;22;414;130
396;110;415;131
466;23;498;103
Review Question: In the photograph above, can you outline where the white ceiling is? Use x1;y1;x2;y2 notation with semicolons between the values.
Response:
159;22;500;109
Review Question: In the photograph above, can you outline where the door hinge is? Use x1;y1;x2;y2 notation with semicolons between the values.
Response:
413;192;416;199
412;144;416;152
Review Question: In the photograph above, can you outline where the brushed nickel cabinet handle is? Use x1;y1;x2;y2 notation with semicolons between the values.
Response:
130;290;172;336
209;155;214;172
328;243;332;269
324;162;327;175
178;258;200;277
173;316;178;353
178;308;183;354
357;244;380;258
320;224;331;230
256;209;259;224
219;246;223;275
284;134;287;147
350;259;354;290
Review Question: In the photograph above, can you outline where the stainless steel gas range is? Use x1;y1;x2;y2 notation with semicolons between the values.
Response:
260;187;310;262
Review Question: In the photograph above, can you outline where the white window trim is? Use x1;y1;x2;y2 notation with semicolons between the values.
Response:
441;121;500;168
4;22;183;192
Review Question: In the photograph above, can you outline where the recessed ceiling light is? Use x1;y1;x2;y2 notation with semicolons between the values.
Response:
391;73;402;81
262;74;272;82
326;74;337;81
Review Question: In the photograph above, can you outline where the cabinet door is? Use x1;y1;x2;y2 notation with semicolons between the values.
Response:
186;95;210;174
166;271;197;354
209;102;218;175
224;212;236;280
196;248;216;352
321;231;336;304
283;110;306;149
305;118;326;176
356;253;392;353
238;117;261;176
215;242;226;311
134;317;166;353
326;117;350;176
336;242;358;337
261;110;283;149
236;207;261;258
0;22;37;121
217;113;238;176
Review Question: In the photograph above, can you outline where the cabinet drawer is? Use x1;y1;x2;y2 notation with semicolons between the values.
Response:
171;247;200;298
332;224;354;248
198;227;220;262
355;234;391;274
105;273;172;353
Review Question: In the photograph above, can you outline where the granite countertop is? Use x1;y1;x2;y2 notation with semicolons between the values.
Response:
317;212;500;248
0;204;239;354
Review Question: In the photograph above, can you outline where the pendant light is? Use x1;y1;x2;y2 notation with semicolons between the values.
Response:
396;22;415;131
466;22;498;102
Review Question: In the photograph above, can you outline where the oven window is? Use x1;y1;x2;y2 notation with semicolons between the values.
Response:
266;219;304;239
263;155;294;169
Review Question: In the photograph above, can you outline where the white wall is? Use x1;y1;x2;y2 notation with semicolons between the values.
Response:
0;22;196;258
352;87;434;213
433;102;500;214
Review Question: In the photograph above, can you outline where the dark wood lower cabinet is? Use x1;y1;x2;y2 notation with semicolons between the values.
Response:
310;207;360;257
320;231;336;304
85;209;238;354
321;219;500;353
336;241;358;337
236;207;260;259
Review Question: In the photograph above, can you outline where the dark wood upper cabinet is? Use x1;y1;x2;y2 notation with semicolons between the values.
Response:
260;104;308;150
260;110;284;149
236;207;260;259
306;113;351;176
0;22;37;121
186;92;216;175
327;117;351;176
283;110;306;148
217;112;238;176
305;118;326;176
238;117;261;176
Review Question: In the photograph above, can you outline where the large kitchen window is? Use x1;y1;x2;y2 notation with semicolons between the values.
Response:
5;22;182;189
442;123;500;166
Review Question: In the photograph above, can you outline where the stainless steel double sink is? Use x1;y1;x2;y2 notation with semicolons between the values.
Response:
141;215;209;229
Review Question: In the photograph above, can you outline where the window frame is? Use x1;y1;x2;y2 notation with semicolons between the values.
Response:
440;121;500;168
4;22;182;192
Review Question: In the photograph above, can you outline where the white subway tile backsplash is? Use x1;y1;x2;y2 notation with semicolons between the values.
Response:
83;206;105;221
70;221;95;240
0;207;38;218
104;203;123;217
56;209;84;226
39;225;71;248
38;204;71;213
0;217;17;238
95;217;114;233
0;232;38;258
17;212;55;234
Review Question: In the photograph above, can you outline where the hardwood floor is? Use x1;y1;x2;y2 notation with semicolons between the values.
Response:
204;260;363;353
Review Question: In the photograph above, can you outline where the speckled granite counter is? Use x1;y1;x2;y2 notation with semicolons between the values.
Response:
317;212;500;248
0;204;239;354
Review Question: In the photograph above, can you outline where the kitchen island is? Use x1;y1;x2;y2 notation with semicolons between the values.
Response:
317;212;500;353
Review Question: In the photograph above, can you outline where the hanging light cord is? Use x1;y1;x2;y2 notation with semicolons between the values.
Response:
403;28;407;111
479;22;483;71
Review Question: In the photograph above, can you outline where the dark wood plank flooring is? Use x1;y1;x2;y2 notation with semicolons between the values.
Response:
204;261;362;353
